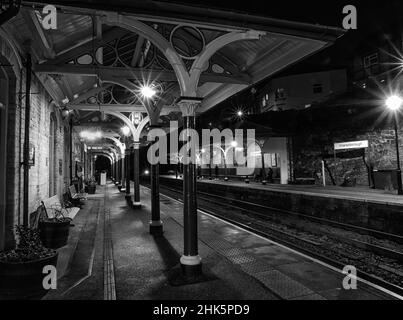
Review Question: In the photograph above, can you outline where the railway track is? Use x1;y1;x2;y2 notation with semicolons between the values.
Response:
148;182;403;298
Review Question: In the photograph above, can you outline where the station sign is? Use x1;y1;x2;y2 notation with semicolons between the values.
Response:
334;140;369;150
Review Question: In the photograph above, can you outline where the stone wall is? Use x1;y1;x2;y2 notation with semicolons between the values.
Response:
292;127;402;187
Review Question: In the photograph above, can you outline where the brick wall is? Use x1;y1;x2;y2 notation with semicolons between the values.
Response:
292;127;402;187
0;34;85;249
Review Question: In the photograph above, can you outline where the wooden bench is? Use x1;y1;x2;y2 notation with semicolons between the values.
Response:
68;185;87;200
30;195;81;229
42;195;80;220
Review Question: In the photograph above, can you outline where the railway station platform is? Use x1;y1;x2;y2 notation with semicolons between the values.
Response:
44;181;398;300
159;176;403;237
161;175;403;205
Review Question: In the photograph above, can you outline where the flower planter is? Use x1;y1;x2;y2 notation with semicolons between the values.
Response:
39;220;71;249
0;253;58;300
87;184;96;194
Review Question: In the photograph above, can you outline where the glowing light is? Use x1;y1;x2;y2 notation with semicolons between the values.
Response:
386;95;403;111
201;148;206;153
80;130;102;140
121;126;130;136
230;141;238;148
140;85;157;99
144;170;150;175
237;110;243;117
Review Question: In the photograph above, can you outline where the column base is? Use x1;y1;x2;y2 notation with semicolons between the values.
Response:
125;194;133;206
132;201;142;209
180;255;202;278
149;221;163;236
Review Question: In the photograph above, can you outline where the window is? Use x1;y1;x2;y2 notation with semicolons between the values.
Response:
363;53;378;68
275;88;285;100
313;83;323;94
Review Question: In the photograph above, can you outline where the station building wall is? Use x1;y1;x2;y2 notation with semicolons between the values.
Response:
0;31;85;250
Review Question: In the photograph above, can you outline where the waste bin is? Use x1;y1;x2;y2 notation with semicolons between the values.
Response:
373;169;398;190
100;171;107;186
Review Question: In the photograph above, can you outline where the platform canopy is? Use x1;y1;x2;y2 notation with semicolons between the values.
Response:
4;0;344;141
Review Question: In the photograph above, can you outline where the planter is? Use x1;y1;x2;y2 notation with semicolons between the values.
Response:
39;220;70;249
0;253;58;300
87;185;96;194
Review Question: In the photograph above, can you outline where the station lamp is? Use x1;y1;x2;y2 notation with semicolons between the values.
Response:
386;95;403;111
140;85;157;99
121;126;131;136
80;130;102;141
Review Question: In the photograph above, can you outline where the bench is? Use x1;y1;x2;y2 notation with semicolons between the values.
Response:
42;195;80;220
68;185;87;200
29;195;80;229
68;185;87;207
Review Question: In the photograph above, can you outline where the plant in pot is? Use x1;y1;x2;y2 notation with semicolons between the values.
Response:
38;205;71;249
0;225;58;300
87;178;96;194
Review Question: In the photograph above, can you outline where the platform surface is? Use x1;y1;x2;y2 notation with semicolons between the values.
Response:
161;175;403;206
44;181;399;300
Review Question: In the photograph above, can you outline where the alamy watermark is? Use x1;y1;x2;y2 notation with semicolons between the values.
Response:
146;121;259;176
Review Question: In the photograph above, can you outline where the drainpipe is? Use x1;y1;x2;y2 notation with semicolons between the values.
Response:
69;118;73;185
23;53;31;226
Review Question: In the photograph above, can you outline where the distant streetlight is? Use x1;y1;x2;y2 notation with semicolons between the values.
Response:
237;110;243;117
386;95;403;111
386;95;403;195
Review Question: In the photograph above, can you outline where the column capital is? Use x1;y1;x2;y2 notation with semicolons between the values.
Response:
176;97;203;117
133;142;141;149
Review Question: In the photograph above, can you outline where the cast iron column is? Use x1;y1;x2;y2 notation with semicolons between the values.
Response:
116;157;121;186
149;126;163;235
178;98;202;277
120;151;126;192
23;53;31;226
133;142;141;208
125;144;131;201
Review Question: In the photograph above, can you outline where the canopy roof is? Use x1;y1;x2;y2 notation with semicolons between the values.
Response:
2;1;344;149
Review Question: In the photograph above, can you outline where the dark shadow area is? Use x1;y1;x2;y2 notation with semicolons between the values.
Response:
153;234;218;287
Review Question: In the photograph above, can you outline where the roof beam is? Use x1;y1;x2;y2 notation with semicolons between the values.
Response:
42;27;127;65
131;36;145;67
69;104;179;114
21;9;56;59
34;64;251;85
